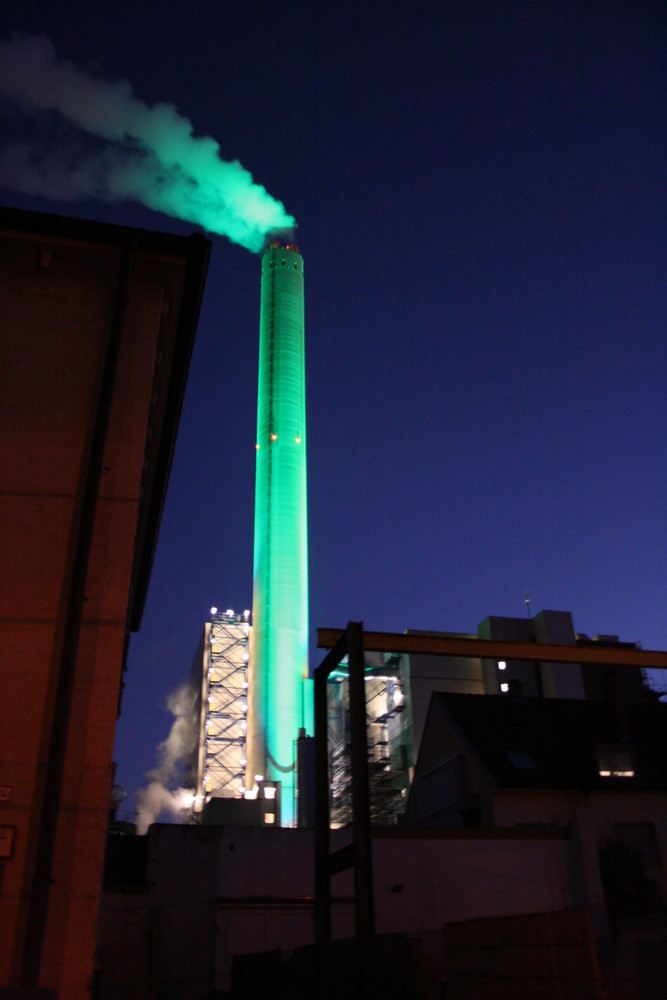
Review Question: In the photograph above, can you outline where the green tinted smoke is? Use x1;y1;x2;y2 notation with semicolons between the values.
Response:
0;34;295;252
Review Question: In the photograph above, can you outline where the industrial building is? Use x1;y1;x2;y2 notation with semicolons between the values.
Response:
96;614;667;997
5;202;664;997
190;602;663;832
323;609;659;826
98;623;667;998
0;207;210;999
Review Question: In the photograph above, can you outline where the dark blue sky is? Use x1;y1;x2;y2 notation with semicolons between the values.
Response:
2;1;665;803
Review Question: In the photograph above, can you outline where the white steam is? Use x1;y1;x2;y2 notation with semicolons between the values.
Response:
135;782;195;836
0;33;295;251
135;683;199;835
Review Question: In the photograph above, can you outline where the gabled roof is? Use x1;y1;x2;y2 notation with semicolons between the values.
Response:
429;693;667;792
0;206;211;633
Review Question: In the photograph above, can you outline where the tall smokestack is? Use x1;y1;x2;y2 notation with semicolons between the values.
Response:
246;242;308;825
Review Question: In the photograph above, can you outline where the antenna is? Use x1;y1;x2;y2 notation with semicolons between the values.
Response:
523;591;532;618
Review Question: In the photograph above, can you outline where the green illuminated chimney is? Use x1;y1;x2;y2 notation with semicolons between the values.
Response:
247;242;308;825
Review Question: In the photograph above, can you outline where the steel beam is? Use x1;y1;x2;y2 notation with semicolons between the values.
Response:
318;628;667;669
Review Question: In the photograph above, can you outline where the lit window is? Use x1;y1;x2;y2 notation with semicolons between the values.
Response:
595;746;635;778
498;660;507;670
500;682;509;693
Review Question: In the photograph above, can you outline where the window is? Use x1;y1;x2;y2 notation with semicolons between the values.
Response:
595;746;635;779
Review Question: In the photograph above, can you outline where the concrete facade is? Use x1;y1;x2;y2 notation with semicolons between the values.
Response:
0;208;209;999
98;800;666;996
406;690;667;983
97;823;587;997
96;620;667;997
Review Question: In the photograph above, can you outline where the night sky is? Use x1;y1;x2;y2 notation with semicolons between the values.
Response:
1;2;665;811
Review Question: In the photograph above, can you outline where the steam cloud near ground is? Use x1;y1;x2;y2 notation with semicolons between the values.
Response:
0;33;295;251
134;683;199;835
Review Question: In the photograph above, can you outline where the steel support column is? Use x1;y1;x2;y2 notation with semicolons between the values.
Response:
314;622;374;945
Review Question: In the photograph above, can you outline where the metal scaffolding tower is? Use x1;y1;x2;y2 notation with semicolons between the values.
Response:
328;658;410;827
200;610;250;801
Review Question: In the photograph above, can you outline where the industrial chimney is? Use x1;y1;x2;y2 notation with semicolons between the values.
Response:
246;242;309;825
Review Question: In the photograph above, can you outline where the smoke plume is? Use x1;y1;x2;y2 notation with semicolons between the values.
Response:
135;782;195;837
135;683;199;835
0;34;295;251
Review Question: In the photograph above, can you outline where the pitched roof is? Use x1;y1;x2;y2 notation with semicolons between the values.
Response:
430;692;667;791
0;206;211;633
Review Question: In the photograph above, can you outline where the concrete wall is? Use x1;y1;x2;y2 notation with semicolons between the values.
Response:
479;610;586;699
371;829;578;944
440;908;602;999
0;211;208;999
491;789;667;957
98;823;583;995
402;631;484;766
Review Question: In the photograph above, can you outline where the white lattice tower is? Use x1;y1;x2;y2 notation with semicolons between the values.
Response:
203;611;250;799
